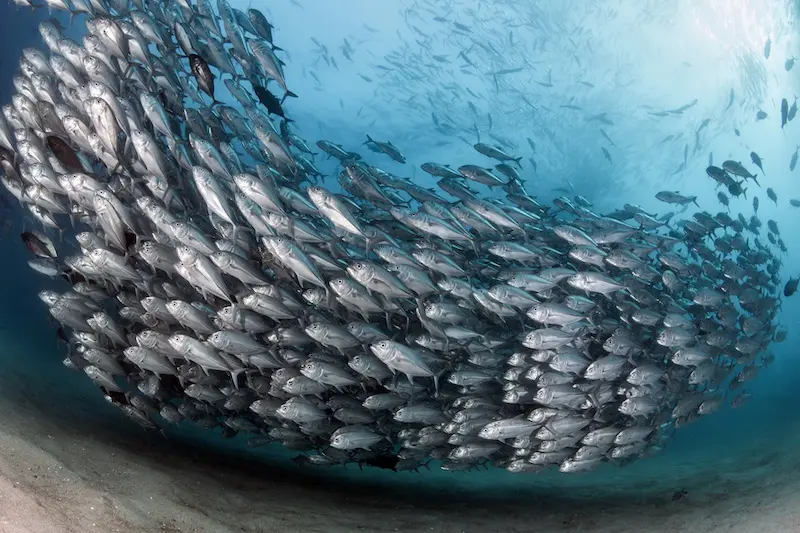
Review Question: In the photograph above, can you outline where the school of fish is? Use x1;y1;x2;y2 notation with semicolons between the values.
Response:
0;0;787;475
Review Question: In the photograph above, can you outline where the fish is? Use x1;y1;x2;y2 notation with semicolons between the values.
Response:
601;146;612;165
253;85;294;121
1;0;786;478
473;143;522;167
767;187;778;205
782;98;789;128
188;54;218;103
750;152;765;174
722;160;759;186
364;135;406;163
21;230;57;258
784;278;798;297
655;191;698;208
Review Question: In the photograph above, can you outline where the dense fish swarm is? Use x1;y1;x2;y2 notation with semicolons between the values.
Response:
0;1;786;475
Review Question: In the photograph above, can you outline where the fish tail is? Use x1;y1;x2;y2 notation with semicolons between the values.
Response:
281;90;298;103
513;156;523;168
692;197;699;208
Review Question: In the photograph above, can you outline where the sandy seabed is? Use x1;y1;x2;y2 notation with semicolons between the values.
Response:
0;326;798;533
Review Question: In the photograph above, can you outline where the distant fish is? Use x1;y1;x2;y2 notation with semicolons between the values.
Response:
790;146;799;171
767;187;778;205
764;37;771;59
784;277;798;297
725;88;734;110
490;67;525;76
600;129;615;147
782;98;789;128
786;57;796;71
750;152;765;175
756;110;768;120
473;143;522;167
601;146;612;165
655;191;698;207
668;99;698;114
364;135;406;163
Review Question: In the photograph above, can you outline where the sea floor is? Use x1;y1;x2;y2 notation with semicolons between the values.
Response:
0;325;798;533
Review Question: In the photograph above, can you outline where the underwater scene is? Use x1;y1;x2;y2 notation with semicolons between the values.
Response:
0;0;800;531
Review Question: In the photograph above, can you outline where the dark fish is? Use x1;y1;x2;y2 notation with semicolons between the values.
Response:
189;54;217;101
765;37;771;59
727;181;746;199
784;277;798;297
756;110;767;120
725;88;734;110
253;85;293;121
601;146;612;165
600;129;616;147
21;231;57;258
46;136;84;173
750;152;765;174
781;98;788;128
490;67;524;76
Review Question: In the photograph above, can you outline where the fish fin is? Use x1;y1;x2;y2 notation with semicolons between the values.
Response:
281;90;298;103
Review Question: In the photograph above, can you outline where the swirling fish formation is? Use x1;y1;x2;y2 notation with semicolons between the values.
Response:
1;0;784;474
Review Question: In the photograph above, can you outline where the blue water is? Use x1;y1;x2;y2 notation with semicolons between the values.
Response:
2;1;800;529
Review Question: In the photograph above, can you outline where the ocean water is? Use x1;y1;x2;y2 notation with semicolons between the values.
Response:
1;1;800;531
